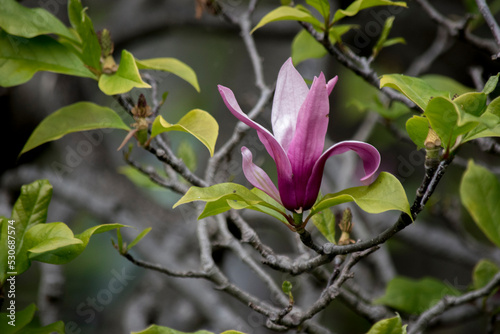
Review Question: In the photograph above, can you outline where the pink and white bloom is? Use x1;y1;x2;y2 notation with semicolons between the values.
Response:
218;58;380;212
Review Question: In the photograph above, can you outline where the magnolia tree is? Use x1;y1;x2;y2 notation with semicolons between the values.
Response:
1;0;500;333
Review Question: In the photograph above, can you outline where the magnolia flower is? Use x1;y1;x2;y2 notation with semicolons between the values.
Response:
218;58;380;212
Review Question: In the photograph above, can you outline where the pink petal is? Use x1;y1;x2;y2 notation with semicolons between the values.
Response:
327;76;339;95
241;147;282;204
303;140;381;210
218;85;296;206
286;73;330;206
271;58;309;152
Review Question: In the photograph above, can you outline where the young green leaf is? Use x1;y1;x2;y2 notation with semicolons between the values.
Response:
482;73;499;94
68;0;101;71
424;97;477;150
472;259;500;290
25;222;84;263
460;160;500;248
372;16;397;57
291;29;327;66
453;92;487;117
25;223;126;265
375;277;461;314
98;50;151;95
0;0;75;40
311;207;336;243
0;31;96;88
20;102;130;156
306;0;330;20
151;109;218;157
366;314;407;334
127;227;152;252
329;24;358;44
380;74;449;111
136;58;200;92
174;183;288;222
405;116;429;148
0;180;53;283
332;0;407;24
309;172;411;219
251;6;323;34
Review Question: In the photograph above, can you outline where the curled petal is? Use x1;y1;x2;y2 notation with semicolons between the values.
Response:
241;147;282;204
218;85;294;188
271;58;309;151
303;141;381;210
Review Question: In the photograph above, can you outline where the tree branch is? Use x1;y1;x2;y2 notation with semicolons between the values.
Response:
409;272;500;334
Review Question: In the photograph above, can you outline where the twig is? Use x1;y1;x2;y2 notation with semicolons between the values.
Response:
123;153;188;194
291;247;379;326
415;0;499;56
148;145;208;187
475;0;500;57
409;272;500;334
122;252;207;278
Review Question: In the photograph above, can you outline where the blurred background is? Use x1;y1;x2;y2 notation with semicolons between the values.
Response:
2;0;500;333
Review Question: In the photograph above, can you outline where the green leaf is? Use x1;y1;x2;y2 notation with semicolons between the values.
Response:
0;180;53;283
0;303;36;334
68;0;101;71
282;280;293;294
20;102;130;155
460;160;500;248
127;227;152;251
251;6;323;34
380;74;449;111
472;259;500;290
221;332;248;334
482;73;499;94
311;207;336;243
0;31;95;87
291;29;327;66
329;24;358;44
177;141;198;172
151;109;218;157
424;97;477;150
421;74;473;96
98;50;151;95
132;324;214;334
136;57;200;92
309;172;411;219
0;0;75;40
375;277;461;314
405;116;429;148
174;183;288;222
118;166;165;190
366;314;407;334
372;16;396;57
486;96;500;117
332;0;407;24
227;188;290;225
453;92;487;117
306;0;330;19
26;223;125;265
24;222;83;263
